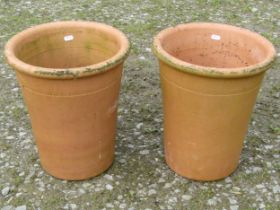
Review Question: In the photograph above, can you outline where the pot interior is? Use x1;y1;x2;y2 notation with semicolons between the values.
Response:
161;24;273;68
15;25;121;69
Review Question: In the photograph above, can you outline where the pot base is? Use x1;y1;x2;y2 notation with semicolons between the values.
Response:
41;158;114;181
165;157;239;181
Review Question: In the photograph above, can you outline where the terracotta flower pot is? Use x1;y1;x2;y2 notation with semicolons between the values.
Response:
5;21;130;180
153;22;276;181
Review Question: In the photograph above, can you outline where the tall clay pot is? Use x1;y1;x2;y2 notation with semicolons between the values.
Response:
5;21;130;180
153;23;276;181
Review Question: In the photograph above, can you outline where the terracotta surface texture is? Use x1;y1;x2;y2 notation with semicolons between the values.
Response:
5;21;130;180
153;22;276;181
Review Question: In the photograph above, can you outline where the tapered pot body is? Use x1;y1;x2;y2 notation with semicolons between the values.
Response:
153;22;276;181
5;21;130;180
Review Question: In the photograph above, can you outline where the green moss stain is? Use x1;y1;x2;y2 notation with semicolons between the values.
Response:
34;69;78;78
85;41;92;51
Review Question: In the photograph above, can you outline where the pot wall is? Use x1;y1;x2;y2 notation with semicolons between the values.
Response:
16;65;122;180
160;61;264;180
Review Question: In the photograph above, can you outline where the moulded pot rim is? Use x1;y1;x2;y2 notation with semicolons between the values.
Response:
153;22;277;78
4;21;130;79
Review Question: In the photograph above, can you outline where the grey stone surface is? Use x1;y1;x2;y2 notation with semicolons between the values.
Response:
1;187;9;197
15;206;26;210
0;0;279;209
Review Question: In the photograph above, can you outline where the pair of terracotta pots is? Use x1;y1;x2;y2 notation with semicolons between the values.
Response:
5;21;276;181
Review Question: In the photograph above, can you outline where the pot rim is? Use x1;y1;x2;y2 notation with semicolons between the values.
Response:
153;22;277;78
4;21;130;79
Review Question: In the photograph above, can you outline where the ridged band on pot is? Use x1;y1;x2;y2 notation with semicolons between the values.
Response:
153;22;276;181
4;21;130;180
